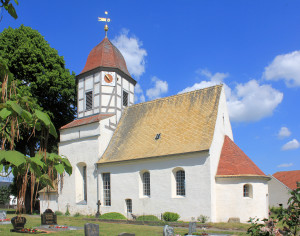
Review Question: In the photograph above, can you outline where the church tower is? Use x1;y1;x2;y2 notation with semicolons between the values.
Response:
76;29;136;122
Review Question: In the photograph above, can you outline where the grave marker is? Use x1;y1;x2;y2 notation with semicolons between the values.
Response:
188;221;197;235
0;210;6;220
84;223;99;236
163;225;174;236
41;209;57;225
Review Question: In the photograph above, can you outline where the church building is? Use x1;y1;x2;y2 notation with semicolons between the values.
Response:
40;27;270;223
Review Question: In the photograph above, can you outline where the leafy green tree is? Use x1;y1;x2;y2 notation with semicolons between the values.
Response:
0;60;72;214
0;185;11;205
0;25;76;155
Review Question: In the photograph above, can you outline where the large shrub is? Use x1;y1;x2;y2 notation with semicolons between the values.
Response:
99;212;126;220
136;215;160;221
162;212;180;222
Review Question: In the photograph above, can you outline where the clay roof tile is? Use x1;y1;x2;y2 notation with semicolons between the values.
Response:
216;135;266;177
80;37;131;77
273;170;300;190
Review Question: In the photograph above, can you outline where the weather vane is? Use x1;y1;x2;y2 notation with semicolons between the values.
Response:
98;11;111;37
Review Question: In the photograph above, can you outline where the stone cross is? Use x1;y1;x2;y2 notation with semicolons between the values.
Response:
95;200;101;218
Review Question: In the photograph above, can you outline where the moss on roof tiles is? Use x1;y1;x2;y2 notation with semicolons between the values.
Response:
98;85;223;164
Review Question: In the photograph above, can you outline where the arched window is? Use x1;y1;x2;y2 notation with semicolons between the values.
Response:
142;172;150;196
243;184;253;198
176;170;185;196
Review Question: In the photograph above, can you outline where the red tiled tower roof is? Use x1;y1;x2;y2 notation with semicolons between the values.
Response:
216;135;266;177
273;170;300;190
80;37;131;76
60;114;113;130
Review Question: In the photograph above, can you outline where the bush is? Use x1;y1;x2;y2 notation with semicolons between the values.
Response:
74;212;81;217
197;214;209;223
269;206;281;215
136;215;160;221
99;212;126;220
55;211;63;216
162;212;180;222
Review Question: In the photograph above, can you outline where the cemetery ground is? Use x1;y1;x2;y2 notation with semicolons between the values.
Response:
0;210;249;235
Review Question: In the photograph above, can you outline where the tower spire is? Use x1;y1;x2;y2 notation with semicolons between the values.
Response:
98;11;111;38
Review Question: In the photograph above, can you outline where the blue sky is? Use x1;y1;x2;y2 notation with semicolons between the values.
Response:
0;0;299;176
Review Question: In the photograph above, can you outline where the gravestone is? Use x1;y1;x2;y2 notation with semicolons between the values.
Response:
118;233;135;236
84;223;99;236
188;221;197;235
0;210;6;220
11;216;26;232
228;217;240;223
41;209;57;225
163;225;174;236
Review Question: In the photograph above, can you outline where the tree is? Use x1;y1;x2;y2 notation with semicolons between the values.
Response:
0;25;76;155
0;185;11;205
0;63;72;214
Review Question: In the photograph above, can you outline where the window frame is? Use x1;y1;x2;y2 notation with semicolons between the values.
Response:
176;170;185;196
142;172;151;197
102;173;111;206
125;199;132;213
243;184;253;198
85;90;93;111
122;90;129;107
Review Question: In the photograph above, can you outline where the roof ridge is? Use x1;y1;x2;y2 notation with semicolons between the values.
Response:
129;84;223;109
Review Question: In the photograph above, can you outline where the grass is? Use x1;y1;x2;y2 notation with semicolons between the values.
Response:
0;210;248;235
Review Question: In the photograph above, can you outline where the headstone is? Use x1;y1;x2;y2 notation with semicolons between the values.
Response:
228;217;240;223
0;210;6;220
118;233;135;236
84;223;99;236
11;216;26;232
41;209;57;225
188;221;197;235
163;225;174;236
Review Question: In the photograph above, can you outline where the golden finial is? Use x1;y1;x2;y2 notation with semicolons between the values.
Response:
98;11;111;38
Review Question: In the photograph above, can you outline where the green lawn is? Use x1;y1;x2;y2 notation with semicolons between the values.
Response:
0;212;248;236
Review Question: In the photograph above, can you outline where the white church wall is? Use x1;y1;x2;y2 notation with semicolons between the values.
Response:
55;136;100;215
268;176;290;208
215;177;269;223
60;122;100;142
208;87;233;222
40;193;58;212
97;151;212;221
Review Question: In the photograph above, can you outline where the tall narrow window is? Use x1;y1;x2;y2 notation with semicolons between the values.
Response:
103;173;111;206
142;172;150;196
126;199;132;213
86;91;93;110
123;90;128;107
176;170;185;196
83;166;87;201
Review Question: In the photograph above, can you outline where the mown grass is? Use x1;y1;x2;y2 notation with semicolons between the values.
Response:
0;211;248;236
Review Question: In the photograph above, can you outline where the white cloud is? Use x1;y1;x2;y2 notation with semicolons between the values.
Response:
179;69;228;94
146;76;168;100
112;29;147;78
277;163;293;168
227;80;283;122
281;139;300;151
179;69;283;122
134;84;146;103
278;127;291;139
263;50;300;87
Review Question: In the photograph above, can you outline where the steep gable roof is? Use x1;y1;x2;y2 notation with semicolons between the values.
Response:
98;85;223;164
60;114;113;130
216;135;266;177
273;170;300;190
